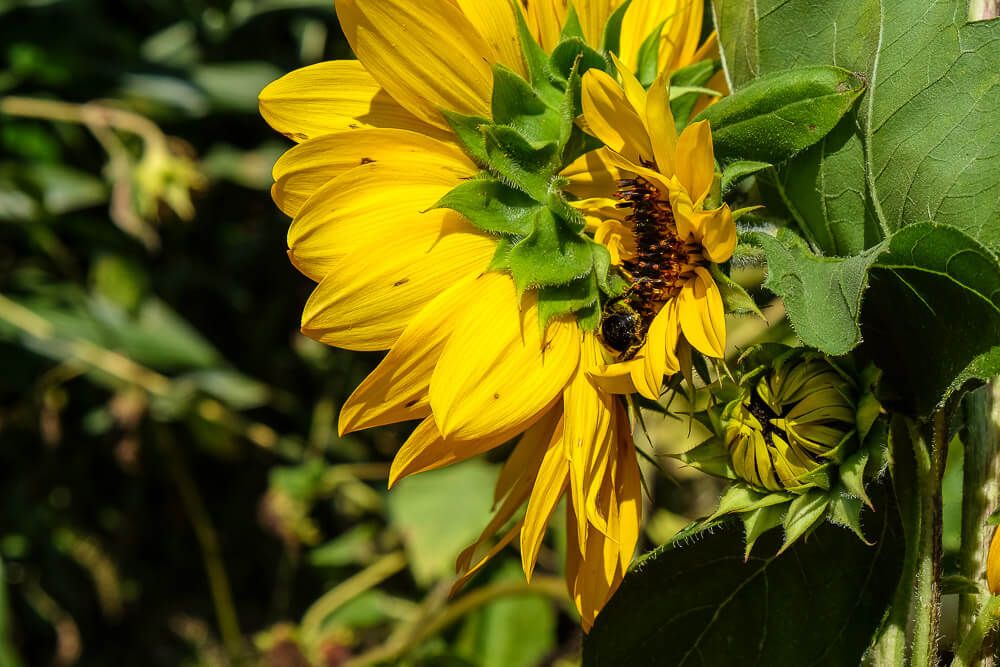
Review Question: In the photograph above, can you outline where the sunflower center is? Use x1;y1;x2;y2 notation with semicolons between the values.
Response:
598;175;703;357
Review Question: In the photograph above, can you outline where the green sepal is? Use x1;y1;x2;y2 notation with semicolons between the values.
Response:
589;242;624;298
601;0;632;56
721;160;772;197
710;263;764;319
488;237;514;272
741;505;786;559
635;20;666;87
828;490;872;545
435;176;540;237
550;37;608;83
538;271;599;334
442;110;491;166
482;125;558;201
508;208;594;293
838;448;872;508
511;0;551;87
708;483;793;522
677;437;738;479
941;575;981;596
779;490;829;553
695;65;866;164
559;3;585;42
576;300;601;331
988;507;1000;526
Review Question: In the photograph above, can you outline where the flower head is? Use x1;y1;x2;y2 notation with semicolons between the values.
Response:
258;0;720;629
579;61;737;400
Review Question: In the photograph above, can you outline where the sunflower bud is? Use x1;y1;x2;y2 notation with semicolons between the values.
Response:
723;346;858;493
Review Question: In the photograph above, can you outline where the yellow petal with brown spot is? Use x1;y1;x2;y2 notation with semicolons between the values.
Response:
337;0;494;128
301;213;494;351
259;60;444;142
429;273;580;440
273;129;474;217
338;273;480;436
287;156;473;282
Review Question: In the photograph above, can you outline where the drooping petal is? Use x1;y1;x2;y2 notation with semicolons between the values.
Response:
301;213;494;351
695;204;737;264
338;274;481;436
430;273;580;440
588;359;644;395
677;267;726;358
274;129;474;217
455;0;526;77
337;0;494;128
581;69;653;163
613;407;641;570
566;504;624;633
388;416;524;488
259;60;444;142
641;298;681;393
288;155;473;281
520;417;568;580
674;119;715;204
494;408;563;504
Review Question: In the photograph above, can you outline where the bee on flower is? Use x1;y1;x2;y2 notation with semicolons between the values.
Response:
259;0;726;629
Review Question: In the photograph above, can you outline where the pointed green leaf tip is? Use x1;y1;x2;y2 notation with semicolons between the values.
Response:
435;177;540;237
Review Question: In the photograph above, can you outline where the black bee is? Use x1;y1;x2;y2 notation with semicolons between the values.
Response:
598;174;690;359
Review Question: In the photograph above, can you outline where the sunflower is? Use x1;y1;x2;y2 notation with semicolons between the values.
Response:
259;0;715;629
579;60;737;401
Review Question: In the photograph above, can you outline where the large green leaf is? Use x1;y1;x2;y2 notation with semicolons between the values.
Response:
713;0;1000;256
582;492;902;666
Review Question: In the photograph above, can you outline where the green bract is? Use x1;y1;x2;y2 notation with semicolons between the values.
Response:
679;344;887;555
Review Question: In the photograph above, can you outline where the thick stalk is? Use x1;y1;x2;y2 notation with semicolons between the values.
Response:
957;382;1000;664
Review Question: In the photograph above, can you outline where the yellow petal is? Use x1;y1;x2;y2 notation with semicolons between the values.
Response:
567;505;624;632
618;0;675;72
581;69;653;163
522;0;566;52
339;274;481;436
609;52;648;114
259;60;443;142
561;150;623;201
663;0;703;72
301;214;494;351
696;204;737;263
640;299;681;395
430;273;580;440
495;408;562;505
520;417;568;580
337;0;494;128
678;267;726;358
613;409;641;570
988;525;1000;595
389;416;518;488
644;69;677;176
674;119;715;204
575;0;617;47
588;359;642;396
452;521;522;594
274;129;475;218
288;154;474;282
455;0;526;77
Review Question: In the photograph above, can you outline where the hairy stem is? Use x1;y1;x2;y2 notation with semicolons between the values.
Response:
954;597;1000;667
958;382;1000;665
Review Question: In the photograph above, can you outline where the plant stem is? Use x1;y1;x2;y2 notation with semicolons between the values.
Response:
958;381;1000;664
157;431;244;662
344;576;568;667
954;597;1000;667
909;414;946;667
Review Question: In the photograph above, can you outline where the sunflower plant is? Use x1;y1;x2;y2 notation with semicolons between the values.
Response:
260;0;1000;665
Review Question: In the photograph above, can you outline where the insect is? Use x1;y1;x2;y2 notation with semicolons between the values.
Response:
598;174;693;359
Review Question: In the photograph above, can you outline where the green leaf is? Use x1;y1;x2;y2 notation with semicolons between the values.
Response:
537;272;599;333
436;177;540;237
442;111;491;166
710;263;764;318
508;209;595;293
309;524;378;568
713;0;1000;256
669;60;718;129
838;449;872;508
455;560;556;667
482;126;558;202
859;223;1000;416
601;0;632;55
721;160;771;196
750;228;882;355
695;65;865;164
583;493;902;666
387;460;498;586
